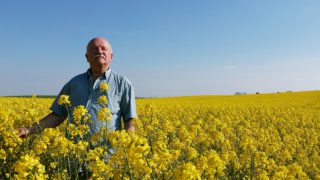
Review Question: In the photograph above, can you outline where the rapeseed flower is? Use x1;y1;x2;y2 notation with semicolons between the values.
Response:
98;95;108;106
58;94;70;106
1;91;320;179
185;146;198;160
99;82;109;92
173;163;200;180
97;107;111;122
72;105;88;124
13;153;47;179
0;149;6;160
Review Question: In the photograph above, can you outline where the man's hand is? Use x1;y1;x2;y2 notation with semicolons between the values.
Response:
124;118;136;132
15;127;30;138
15;112;65;138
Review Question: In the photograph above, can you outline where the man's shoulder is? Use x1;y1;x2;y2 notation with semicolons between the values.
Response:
110;70;132;86
68;72;87;84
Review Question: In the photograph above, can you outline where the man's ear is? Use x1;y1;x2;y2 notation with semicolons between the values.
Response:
85;53;89;62
111;53;113;59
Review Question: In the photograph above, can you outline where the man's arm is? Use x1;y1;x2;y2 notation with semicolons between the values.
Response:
124;118;135;132
17;112;66;138
121;80;137;133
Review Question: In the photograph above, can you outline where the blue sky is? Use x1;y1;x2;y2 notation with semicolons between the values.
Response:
0;1;319;97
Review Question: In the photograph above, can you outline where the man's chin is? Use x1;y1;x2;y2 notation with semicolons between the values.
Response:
95;57;105;61
96;59;108;65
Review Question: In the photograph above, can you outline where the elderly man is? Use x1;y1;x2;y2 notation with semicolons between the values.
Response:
18;37;137;137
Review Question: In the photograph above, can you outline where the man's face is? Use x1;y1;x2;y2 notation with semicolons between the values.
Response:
86;38;113;72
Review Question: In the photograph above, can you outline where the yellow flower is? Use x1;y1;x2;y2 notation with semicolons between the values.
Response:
87;147;106;161
58;94;70;106
32;140;47;155
90;159;113;179
2;90;320;179
97;107;111;122
206;150;226;176
90;132;102;145
174;163;200;180
50;162;57;169
77;124;90;137
196;156;208;174
13;153;47;179
2;130;22;148
0;149;6;160
98;95;108;106
99;82;109;92
75;140;89;155
72;105;88;124
185;146;198;160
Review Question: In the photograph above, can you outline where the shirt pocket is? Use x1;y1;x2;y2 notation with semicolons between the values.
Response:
109;93;121;114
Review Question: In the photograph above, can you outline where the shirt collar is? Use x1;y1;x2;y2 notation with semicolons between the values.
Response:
87;68;111;81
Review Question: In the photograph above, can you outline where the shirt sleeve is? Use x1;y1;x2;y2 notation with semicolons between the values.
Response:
50;82;71;118
120;81;137;122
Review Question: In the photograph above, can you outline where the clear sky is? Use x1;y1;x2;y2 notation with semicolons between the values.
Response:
0;1;319;97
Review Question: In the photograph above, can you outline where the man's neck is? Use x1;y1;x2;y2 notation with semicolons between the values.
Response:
90;68;109;81
92;74;101;82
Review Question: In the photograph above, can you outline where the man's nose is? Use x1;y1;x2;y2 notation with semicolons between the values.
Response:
96;47;103;54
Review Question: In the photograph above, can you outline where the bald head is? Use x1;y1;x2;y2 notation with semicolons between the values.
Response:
86;37;113;54
86;37;113;75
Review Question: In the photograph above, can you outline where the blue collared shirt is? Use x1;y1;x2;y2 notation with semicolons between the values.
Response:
50;68;137;135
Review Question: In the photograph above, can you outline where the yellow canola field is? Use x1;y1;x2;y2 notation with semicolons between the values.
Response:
1;91;320;179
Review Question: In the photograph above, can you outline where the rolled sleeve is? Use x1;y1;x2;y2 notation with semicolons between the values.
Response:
50;82;71;118
120;82;137;122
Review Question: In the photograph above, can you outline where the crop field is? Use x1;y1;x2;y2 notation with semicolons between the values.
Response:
1;91;320;179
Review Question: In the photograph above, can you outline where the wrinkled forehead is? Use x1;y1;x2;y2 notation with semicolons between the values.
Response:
86;38;112;52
